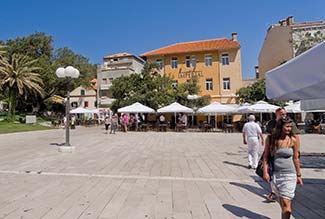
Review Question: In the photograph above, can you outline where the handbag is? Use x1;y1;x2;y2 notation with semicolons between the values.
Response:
255;151;274;179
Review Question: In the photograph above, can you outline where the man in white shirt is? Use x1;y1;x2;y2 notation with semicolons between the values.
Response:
159;114;165;124
242;115;264;169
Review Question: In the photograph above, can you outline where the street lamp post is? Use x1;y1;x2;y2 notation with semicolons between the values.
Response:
56;66;80;153
187;94;200;127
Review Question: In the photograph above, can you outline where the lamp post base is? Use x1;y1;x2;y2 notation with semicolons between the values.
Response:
58;146;75;153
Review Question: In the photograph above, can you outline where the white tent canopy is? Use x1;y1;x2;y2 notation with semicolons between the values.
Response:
70;107;90;114
157;102;193;113
233;102;251;114
285;101;303;113
266;41;325;102
117;102;155;113
237;101;279;113
197;102;235;114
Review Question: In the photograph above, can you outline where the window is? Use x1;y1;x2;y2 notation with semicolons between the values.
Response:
156;59;164;70
185;56;190;68
71;102;78;108
172;80;178;88
205;78;213;91
80;89;85;95
205;54;212;67
84;101;88;108
191;56;197;67
221;54;229;65
102;78;108;84
171;58;178;69
223;78;230;90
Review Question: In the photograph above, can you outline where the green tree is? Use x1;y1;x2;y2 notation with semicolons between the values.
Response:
110;63;210;112
3;33;97;113
0;54;44;121
236;79;285;106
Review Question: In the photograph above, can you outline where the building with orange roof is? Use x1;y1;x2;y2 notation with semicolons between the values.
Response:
258;16;325;79
141;33;243;103
97;52;145;107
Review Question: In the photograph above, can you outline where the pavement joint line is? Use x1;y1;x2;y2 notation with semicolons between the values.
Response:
0;170;257;184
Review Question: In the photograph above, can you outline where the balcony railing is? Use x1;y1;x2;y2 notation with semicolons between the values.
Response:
100;84;112;90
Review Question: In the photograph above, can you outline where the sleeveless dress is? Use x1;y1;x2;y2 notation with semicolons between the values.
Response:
271;147;297;200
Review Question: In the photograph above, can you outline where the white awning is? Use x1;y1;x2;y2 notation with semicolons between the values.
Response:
117;102;155;113
157;102;193;113
266;41;325;101
197;102;235;114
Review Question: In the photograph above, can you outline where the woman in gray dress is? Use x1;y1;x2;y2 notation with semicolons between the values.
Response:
263;116;303;219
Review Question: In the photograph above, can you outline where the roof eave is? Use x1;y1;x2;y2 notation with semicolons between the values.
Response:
141;46;240;57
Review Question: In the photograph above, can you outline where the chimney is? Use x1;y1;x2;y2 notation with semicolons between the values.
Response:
254;66;259;79
279;19;286;26
231;32;238;41
286;16;294;25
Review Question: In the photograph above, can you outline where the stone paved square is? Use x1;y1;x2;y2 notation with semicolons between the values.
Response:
0;127;324;218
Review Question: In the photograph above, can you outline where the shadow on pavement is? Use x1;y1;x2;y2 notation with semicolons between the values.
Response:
222;204;270;219
229;181;268;200
300;154;325;168
223;160;248;169
49;142;65;146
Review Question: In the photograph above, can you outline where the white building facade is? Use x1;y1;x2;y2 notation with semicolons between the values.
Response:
97;53;145;107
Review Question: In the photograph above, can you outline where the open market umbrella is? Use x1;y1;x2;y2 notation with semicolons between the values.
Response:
118;102;155;130
118;102;155;114
157;102;193;125
285;101;303;113
70;106;90;114
237;101;279;122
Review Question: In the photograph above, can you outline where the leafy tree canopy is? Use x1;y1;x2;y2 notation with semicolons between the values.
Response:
110;63;210;112
236;79;286;106
1;32;97;113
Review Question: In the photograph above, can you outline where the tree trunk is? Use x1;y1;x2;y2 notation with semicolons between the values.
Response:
8;88;17;122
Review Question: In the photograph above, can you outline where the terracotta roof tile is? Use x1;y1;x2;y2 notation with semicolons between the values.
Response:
141;38;240;57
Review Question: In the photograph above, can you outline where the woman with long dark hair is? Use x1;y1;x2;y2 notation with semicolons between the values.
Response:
263;116;303;219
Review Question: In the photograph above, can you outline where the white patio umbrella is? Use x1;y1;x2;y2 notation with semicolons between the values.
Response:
197;102;235;127
237;101;279;113
118;102;155;114
70;106;90;114
118;102;155;130
285;101;303;113
237;101;279;122
233;102;252;120
157;102;193;125
234;103;251;113
157;102;193;113
197;102;235;114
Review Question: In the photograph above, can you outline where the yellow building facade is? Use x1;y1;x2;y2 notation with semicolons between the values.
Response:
141;33;243;103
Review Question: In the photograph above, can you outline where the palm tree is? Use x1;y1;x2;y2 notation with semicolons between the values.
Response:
0;54;44;121
0;45;5;57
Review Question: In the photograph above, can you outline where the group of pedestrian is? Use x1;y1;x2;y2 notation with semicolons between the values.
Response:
242;107;303;219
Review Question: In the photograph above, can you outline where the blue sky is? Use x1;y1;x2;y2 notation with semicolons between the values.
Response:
1;0;325;79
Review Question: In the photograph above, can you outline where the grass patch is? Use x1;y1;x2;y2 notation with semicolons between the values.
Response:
0;121;52;134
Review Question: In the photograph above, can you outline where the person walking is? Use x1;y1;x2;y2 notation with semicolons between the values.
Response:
263;116;303;219
122;114;129;132
242;115;264;169
104;116;110;134
110;114;117;134
265;107;300;201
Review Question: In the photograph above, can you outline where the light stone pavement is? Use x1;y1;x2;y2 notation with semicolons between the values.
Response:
0;127;324;219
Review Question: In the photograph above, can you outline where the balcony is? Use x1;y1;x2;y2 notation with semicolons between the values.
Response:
100;83;112;90
99;97;115;105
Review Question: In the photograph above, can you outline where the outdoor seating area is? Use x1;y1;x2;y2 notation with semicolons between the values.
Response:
62;100;325;135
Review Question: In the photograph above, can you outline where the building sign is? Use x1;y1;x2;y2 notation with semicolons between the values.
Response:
178;71;203;79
